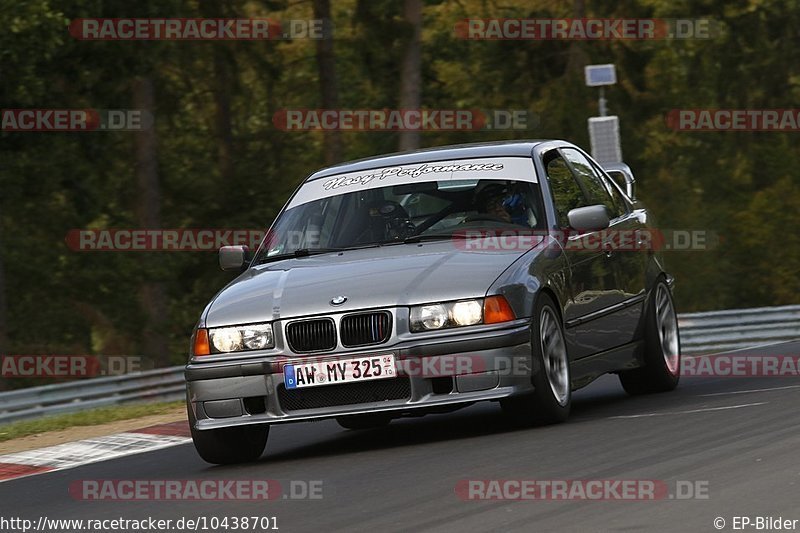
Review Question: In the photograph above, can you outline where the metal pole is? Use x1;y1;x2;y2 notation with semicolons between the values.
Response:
599;86;607;117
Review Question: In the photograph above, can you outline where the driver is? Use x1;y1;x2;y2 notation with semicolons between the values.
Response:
475;184;528;225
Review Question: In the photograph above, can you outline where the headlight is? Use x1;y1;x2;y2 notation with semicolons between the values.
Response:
410;296;515;333
210;327;243;352
451;300;482;326
417;304;448;330
241;324;274;350
206;322;274;353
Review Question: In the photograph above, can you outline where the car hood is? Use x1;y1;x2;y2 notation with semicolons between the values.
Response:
204;242;527;326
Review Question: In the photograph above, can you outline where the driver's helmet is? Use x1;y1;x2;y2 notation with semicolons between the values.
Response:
475;183;527;225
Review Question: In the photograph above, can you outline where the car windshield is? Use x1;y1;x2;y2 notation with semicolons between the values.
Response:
256;178;544;261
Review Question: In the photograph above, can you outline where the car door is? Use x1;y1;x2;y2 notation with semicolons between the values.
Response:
543;149;620;359
590;157;649;343
560;148;647;348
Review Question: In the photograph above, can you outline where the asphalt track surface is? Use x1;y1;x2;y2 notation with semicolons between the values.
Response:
3;340;799;533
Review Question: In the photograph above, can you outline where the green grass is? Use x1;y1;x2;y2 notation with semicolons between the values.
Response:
0;401;185;443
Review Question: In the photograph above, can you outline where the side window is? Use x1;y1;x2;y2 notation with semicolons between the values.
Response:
544;151;585;228
561;148;623;219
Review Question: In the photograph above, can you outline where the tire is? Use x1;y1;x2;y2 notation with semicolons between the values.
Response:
619;279;681;395
501;293;571;425
187;403;269;465
336;414;392;430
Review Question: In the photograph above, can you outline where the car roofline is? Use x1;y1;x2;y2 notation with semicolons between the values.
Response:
304;140;573;182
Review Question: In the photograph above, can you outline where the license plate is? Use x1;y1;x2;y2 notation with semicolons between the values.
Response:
284;354;396;389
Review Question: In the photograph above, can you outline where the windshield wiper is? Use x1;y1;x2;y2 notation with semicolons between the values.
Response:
255;247;346;264
402;233;469;244
256;236;467;263
255;243;392;265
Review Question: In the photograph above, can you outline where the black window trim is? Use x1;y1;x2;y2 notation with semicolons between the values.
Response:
588;159;633;215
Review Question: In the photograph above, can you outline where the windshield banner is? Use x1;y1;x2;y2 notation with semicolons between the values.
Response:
288;157;537;208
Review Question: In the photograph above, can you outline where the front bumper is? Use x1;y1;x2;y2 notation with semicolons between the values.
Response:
186;321;533;430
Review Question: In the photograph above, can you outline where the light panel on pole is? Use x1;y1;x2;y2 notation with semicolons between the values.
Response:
584;64;617;87
588;116;622;164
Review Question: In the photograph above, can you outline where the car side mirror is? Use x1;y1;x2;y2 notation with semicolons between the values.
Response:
219;245;252;272
602;163;636;200
567;205;610;232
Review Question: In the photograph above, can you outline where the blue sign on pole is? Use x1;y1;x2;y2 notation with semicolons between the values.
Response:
585;64;617;87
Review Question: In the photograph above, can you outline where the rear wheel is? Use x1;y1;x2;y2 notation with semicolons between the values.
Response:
336;414;392;430
619;280;681;395
501;293;571;425
188;403;269;465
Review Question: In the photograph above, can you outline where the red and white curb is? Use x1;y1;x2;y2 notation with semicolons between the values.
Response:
0;421;191;483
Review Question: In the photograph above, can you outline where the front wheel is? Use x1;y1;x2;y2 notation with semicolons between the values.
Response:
501;293;571;425
618;279;681;395
188;404;269;465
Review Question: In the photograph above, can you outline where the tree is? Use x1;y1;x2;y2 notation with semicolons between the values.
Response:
133;77;169;366
313;0;343;163
398;0;422;151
